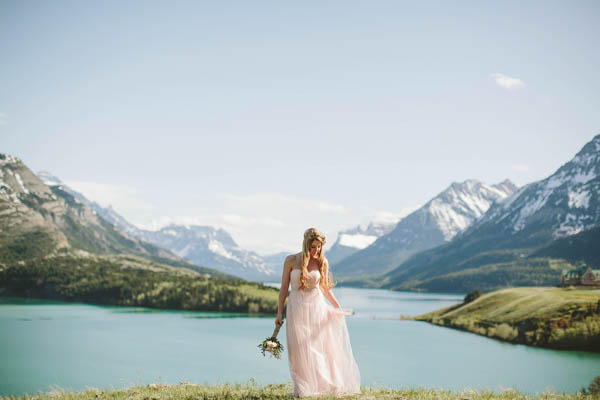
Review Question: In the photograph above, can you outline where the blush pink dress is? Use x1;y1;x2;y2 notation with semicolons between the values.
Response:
285;265;361;397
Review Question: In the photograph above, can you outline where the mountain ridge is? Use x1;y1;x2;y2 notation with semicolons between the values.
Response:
0;155;230;278
332;178;518;278
36;171;278;282
379;133;600;292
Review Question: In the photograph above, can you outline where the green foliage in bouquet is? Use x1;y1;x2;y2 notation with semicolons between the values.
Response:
258;322;284;359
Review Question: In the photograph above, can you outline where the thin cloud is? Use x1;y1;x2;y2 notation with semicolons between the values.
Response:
213;192;349;253
139;192;351;255
221;192;348;215
139;193;417;256
0;113;7;125
64;180;156;212
137;214;283;230
347;207;419;233
221;213;285;228
491;73;525;90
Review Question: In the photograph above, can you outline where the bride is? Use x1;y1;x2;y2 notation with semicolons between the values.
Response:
275;228;361;397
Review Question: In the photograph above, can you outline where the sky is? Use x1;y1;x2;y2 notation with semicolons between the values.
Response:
1;0;599;255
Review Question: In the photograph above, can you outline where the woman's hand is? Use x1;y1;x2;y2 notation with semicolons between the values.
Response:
275;315;284;326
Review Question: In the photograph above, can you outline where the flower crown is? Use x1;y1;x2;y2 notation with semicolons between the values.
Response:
304;228;326;245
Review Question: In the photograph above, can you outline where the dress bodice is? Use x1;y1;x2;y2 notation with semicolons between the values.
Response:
290;269;320;291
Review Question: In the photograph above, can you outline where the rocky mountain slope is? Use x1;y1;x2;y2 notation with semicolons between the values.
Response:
333;179;517;278
37;171;145;237
0;155;223;278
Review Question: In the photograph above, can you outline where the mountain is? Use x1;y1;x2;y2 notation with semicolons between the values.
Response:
37;171;143;237
36;171;277;282
381;134;600;292
326;221;398;265
134;224;278;282
333;179;518;278
0;155;282;314
0;155;226;278
532;225;600;268
262;251;289;279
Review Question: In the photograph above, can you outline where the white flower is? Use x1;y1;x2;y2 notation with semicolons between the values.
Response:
266;341;277;349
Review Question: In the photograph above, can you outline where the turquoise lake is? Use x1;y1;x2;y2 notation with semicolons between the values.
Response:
1;287;599;396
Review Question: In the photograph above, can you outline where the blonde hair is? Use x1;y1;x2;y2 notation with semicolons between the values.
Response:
300;228;335;290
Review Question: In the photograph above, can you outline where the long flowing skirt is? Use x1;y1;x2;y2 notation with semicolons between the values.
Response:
285;287;361;397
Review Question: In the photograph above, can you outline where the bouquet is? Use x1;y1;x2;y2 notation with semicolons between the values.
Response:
258;321;284;359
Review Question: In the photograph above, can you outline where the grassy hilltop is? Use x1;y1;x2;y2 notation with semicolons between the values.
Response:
3;382;598;400
415;286;600;352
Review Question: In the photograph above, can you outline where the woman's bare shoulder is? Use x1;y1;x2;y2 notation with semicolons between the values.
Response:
284;252;301;268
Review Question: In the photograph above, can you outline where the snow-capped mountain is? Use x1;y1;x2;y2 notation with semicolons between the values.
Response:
35;171;278;282
326;221;398;265
381;133;600;292
473;134;600;241
333;179;518;278
134;224;277;282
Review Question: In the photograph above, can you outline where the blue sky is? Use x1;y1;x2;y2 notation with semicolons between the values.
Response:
1;1;599;254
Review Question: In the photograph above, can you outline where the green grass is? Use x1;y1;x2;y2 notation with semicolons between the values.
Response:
416;286;600;351
2;382;595;400
338;257;577;294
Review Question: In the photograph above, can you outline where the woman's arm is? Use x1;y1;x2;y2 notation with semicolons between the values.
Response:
321;258;340;308
322;286;341;308
275;256;292;325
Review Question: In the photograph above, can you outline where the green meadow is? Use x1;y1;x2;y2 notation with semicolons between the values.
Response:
416;286;600;351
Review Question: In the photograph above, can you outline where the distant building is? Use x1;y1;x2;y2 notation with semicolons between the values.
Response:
560;267;600;287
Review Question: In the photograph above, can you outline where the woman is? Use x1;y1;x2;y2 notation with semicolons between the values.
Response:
275;228;361;397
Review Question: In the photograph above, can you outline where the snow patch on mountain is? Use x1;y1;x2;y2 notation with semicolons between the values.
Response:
0;154;20;166
428;179;517;240
429;202;471;240
37;171;62;186
568;189;591;209
208;239;242;263
555;213;589;237
512;192;550;232
338;233;378;249
174;243;194;258
573;170;596;184
13;172;29;194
